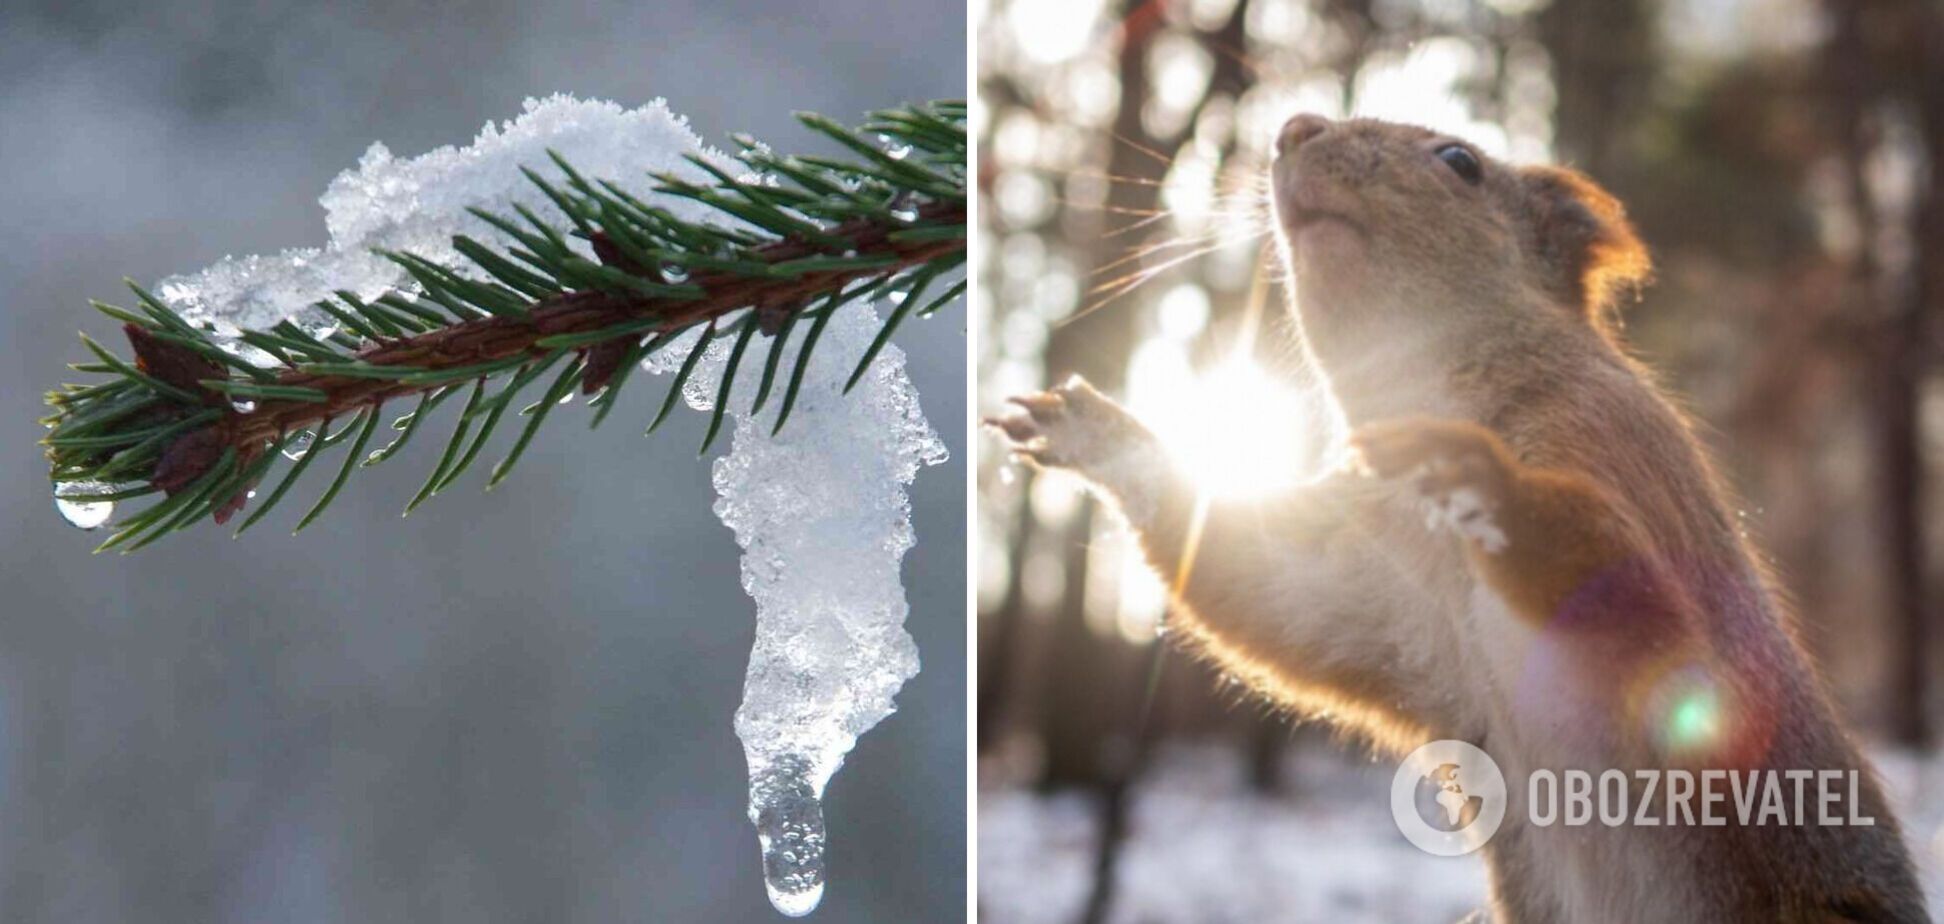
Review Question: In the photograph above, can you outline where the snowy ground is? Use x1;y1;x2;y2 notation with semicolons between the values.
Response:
980;742;1944;923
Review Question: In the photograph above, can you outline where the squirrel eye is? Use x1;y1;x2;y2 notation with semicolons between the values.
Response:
1435;144;1483;184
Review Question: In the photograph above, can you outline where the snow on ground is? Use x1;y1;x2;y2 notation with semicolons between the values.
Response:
980;789;1104;924
1866;747;1944;914
980;744;1488;924
981;742;1944;923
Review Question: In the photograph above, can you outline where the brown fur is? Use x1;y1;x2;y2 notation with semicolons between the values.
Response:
990;115;1925;922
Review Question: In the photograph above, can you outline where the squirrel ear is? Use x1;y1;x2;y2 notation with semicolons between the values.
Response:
1518;165;1651;328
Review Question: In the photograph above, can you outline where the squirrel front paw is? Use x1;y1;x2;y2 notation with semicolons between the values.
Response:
1350;418;1515;553
985;375;1153;475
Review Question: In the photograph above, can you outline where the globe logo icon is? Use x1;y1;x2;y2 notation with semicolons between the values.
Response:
1391;740;1506;856
1417;761;1484;830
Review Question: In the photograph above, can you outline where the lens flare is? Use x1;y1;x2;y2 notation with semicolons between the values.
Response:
1663;683;1724;753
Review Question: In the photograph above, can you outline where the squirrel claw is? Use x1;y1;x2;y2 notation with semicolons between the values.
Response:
989;375;1148;473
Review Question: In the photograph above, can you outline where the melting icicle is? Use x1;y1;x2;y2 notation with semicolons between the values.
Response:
667;301;945;916
282;429;316;461
54;481;117;530
749;755;827;917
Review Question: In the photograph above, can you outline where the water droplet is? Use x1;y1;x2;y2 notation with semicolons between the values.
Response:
557;392;574;405
282;429;316;461
660;263;690;285
750;762;826;918
231;399;257;414
366;450;385;464
888;194;919;223
54;481;117;530
878;134;912;161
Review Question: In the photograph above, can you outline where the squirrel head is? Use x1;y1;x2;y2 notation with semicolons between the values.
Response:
1270;114;1650;347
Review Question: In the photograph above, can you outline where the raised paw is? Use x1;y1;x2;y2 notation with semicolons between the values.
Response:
1349;418;1515;553
984;375;1151;474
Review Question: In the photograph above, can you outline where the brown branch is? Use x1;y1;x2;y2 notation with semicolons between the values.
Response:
182;201;961;452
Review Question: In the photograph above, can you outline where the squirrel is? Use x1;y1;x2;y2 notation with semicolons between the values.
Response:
988;114;1927;922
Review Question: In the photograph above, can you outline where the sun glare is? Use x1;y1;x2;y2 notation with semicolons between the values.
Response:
1129;347;1320;499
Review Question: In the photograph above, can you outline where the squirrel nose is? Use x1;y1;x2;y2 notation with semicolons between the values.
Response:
1277;114;1332;157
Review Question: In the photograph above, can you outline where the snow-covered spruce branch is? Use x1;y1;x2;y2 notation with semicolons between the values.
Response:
41;101;965;554
39;97;957;916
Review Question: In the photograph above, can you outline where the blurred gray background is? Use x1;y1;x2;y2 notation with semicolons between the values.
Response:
0;1;965;921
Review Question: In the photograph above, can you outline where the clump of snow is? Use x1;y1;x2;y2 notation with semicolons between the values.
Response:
668;303;947;915
153;95;721;357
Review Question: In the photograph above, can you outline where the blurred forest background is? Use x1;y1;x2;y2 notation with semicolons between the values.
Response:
0;1;963;922
976;0;1944;919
